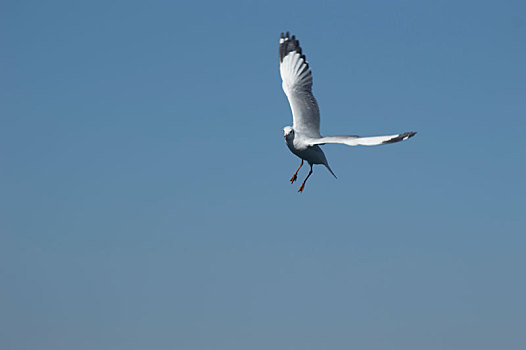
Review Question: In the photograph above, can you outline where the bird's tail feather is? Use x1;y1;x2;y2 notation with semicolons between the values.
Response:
325;164;337;179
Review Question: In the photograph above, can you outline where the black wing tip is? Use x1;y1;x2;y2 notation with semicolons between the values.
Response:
382;131;417;144
279;31;306;64
405;131;417;139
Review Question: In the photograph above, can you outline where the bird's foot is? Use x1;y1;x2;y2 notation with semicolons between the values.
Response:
290;173;298;183
298;183;305;193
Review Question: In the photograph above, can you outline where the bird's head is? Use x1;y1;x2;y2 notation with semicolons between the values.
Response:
283;126;294;139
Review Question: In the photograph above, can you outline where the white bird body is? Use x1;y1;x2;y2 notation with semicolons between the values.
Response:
279;32;416;192
283;126;336;178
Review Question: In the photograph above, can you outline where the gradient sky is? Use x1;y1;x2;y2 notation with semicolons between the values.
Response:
1;1;526;349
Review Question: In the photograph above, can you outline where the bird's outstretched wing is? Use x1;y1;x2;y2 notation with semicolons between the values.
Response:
279;32;321;138
306;131;417;147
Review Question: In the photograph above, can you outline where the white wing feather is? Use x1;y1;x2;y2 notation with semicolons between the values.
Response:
306;132;417;147
279;33;321;138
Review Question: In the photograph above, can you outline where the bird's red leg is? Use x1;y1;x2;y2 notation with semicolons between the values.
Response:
298;164;313;193
290;159;303;183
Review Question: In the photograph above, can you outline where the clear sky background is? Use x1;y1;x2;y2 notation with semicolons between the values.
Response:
1;1;526;349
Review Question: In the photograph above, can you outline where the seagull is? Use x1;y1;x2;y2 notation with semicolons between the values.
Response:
279;32;417;192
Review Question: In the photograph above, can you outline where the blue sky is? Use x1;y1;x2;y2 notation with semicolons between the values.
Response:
1;0;525;349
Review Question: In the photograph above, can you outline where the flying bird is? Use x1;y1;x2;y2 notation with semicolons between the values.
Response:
279;32;416;192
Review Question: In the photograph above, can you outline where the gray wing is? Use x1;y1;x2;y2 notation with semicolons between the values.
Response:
306;132;417;146
279;32;321;138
